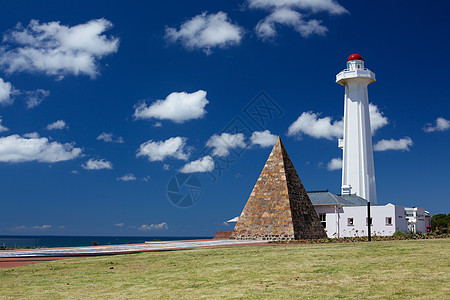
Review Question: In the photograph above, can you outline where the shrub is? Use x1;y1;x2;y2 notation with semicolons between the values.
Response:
392;231;406;237
436;227;449;235
431;213;450;230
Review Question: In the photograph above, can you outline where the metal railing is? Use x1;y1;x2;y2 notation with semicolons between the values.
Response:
341;67;372;72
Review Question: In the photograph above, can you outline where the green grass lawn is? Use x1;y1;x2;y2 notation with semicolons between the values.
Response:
1;239;449;299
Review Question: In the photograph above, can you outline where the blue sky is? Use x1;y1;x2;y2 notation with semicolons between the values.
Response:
0;0;448;236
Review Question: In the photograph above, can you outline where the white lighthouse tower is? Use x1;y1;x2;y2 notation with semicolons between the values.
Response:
336;54;377;204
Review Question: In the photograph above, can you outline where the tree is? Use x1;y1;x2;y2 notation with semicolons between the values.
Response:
431;213;450;230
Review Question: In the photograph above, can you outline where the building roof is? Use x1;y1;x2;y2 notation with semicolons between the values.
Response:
347;53;364;61
307;191;368;206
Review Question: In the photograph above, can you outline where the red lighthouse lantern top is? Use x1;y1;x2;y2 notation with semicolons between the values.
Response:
347;54;364;61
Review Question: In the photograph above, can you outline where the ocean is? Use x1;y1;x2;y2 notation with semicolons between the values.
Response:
0;235;211;249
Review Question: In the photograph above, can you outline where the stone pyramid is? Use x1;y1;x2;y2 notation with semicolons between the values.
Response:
230;137;327;241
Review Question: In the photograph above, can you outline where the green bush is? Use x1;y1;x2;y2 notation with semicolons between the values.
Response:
431;213;450;230
436;227;449;234
393;231;406;237
270;232;450;244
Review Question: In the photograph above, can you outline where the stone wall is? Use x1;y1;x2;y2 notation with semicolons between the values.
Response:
281;143;328;240
230;137;327;241
213;231;233;239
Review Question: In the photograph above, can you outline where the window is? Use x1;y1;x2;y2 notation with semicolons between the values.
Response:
366;217;373;226
319;214;326;228
347;218;354;226
386;217;393;225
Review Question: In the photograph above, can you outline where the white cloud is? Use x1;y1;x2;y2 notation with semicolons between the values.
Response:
115;223;124;227
248;0;348;14
0;80;50;108
369;103;388;134
287;111;343;140
0;83;49;108
23;132;40;138
288;104;387;140
33;225;52;230
138;222;168;231
82;158;113;170
255;7;327;39
250;130;278;147
248;0;347;39
25;89;50;108
0;19;119;78
374;137;413;152
137;137;189;162
423;117;450;133
134;90;209;124
14;225;27;230
327;157;342;171
97;132;124;143
0;117;9;133
180;156;214;173
46;120;67;130
0;78;14;105
0;134;81;163
206;133;246;157
14;224;55;230
166;12;243;54
117;173;136;181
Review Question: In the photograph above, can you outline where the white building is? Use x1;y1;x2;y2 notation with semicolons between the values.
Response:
336;54;377;204
308;191;406;238
405;207;430;233
308;191;429;238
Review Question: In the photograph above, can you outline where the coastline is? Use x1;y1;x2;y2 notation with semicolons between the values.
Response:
0;235;211;249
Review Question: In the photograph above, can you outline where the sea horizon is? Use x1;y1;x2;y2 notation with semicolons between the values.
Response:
0;235;213;249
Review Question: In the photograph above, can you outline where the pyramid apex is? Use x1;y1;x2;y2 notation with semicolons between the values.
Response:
273;136;282;147
269;135;284;156
273;136;286;152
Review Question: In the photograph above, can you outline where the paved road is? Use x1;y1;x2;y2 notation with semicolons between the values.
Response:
0;239;266;267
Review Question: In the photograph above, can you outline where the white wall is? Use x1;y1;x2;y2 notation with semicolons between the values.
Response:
394;205;408;232
406;207;428;233
314;204;409;238
315;206;340;238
